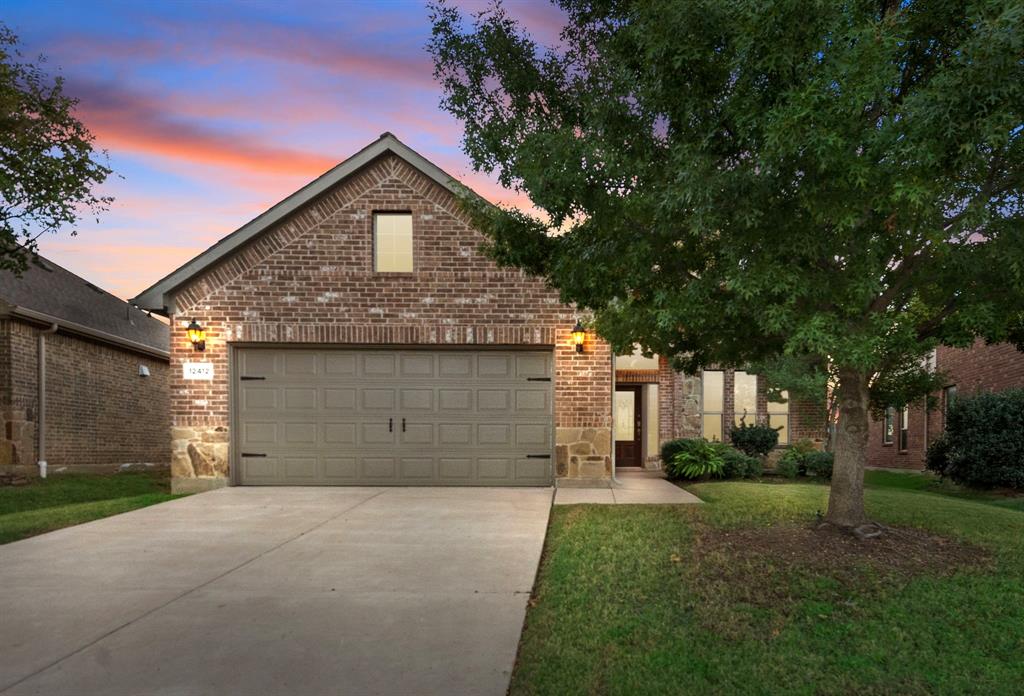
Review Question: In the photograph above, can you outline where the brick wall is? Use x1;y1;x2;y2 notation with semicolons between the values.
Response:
0;318;170;475
867;341;1024;469
167;153;613;488
656;361;825;455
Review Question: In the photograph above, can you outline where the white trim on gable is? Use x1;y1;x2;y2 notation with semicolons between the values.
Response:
131;133;473;314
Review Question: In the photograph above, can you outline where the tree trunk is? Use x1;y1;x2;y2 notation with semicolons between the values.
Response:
825;368;872;528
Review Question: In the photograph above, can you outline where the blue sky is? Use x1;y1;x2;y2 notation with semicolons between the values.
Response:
4;0;562;298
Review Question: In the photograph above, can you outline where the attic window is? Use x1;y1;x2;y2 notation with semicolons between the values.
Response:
373;213;413;272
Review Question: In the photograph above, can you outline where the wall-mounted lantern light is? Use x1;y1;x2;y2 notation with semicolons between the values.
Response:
186;319;206;352
571;320;586;354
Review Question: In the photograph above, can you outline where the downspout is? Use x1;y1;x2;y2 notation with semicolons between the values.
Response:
611;349;618;483
37;323;58;478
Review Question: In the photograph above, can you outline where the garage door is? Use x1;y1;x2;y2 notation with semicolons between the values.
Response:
234;348;554;486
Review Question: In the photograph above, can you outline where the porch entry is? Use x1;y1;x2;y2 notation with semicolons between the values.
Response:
614;385;643;467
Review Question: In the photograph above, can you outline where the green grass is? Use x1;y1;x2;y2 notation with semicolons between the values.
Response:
511;481;1024;695
0;471;184;544
864;469;1024;512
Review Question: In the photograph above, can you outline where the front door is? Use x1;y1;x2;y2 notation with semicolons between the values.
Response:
614;385;643;467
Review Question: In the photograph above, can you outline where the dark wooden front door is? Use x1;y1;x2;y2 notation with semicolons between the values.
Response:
614;385;643;467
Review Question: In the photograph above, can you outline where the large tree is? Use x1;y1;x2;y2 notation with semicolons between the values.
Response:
0;24;111;274
429;0;1024;529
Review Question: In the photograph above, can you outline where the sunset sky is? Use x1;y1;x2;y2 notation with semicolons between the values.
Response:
4;0;562;300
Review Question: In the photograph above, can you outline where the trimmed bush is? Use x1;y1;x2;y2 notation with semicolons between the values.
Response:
661;438;693;468
729;423;779;457
720;447;762;479
664;438;724;480
926;389;1024;489
804;451;834;478
774;447;804;478
775;455;800;478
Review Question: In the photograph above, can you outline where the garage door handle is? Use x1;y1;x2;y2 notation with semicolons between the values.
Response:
241;452;266;458
526;454;551;459
389;418;393;432
402;418;406;432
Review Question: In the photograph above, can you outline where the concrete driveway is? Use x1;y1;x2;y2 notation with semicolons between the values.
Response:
0;486;552;695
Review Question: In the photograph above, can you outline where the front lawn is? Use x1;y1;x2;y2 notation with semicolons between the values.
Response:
511;481;1024;695
0;471;184;544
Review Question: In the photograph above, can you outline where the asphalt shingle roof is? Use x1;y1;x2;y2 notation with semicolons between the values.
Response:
0;255;169;354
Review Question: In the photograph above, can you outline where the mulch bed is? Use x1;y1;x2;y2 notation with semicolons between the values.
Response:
693;523;991;581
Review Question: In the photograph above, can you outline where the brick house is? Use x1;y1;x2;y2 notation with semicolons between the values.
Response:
0;256;170;477
133;133;824;493
868;341;1024;469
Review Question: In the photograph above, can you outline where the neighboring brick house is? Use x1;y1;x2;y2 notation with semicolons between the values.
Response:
133;133;823;493
868;341;1024;469
0;256;170;477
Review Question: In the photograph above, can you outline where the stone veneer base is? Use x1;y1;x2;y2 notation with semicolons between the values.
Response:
172;476;229;494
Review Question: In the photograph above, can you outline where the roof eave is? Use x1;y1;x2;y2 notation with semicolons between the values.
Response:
0;304;170;360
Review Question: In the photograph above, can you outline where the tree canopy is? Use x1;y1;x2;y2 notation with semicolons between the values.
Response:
0;24;112;274
429;0;1024;527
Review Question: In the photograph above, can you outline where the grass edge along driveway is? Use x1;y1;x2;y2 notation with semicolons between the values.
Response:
511;477;1024;695
0;471;184;544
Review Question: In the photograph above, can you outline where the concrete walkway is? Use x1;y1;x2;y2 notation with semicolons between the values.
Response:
553;469;703;505
0;486;552;696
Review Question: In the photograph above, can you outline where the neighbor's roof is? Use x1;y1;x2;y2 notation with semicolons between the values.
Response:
132;132;470;314
0;255;169;358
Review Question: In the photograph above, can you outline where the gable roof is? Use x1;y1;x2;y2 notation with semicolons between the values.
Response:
0;255;169;358
131;132;469;314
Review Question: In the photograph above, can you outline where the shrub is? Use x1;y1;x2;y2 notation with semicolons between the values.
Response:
729;423;779;457
663;438;724;480
804;451;834;478
720;447;762;479
925;434;952;477
774;447;804;478
928;389;1024;489
661;438;692;468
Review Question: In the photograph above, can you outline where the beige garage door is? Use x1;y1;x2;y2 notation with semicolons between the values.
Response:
234;348;554;486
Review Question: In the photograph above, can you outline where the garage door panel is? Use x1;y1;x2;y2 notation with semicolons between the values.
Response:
241;350;278;377
400;353;434;377
400;388;433;411
515;424;550;447
438;354;473;377
284;388;317;409
281;423;315;445
362;354;397;377
243;388;278;410
284;352;318;376
324;422;356;444
324;388;356;410
236;348;553;486
438;389;472;411
324;353;356;376
478;458;512;479
400;457;434;479
241;422;277;445
362;457;396;478
400;422;434;445
283;456;318;480
324;457;357;479
361;388;395;410
515;389;549;413
477;389;510;411
477;354;512;378
240;456;278;481
361;422;396;445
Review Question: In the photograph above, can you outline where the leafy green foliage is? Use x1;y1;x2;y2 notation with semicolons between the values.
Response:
663;438;724;480
926;389;1024;489
775;454;802;479
0;24;112;273
720;447;762;479
729;423;779;457
804;451;835;479
429;0;1024;522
